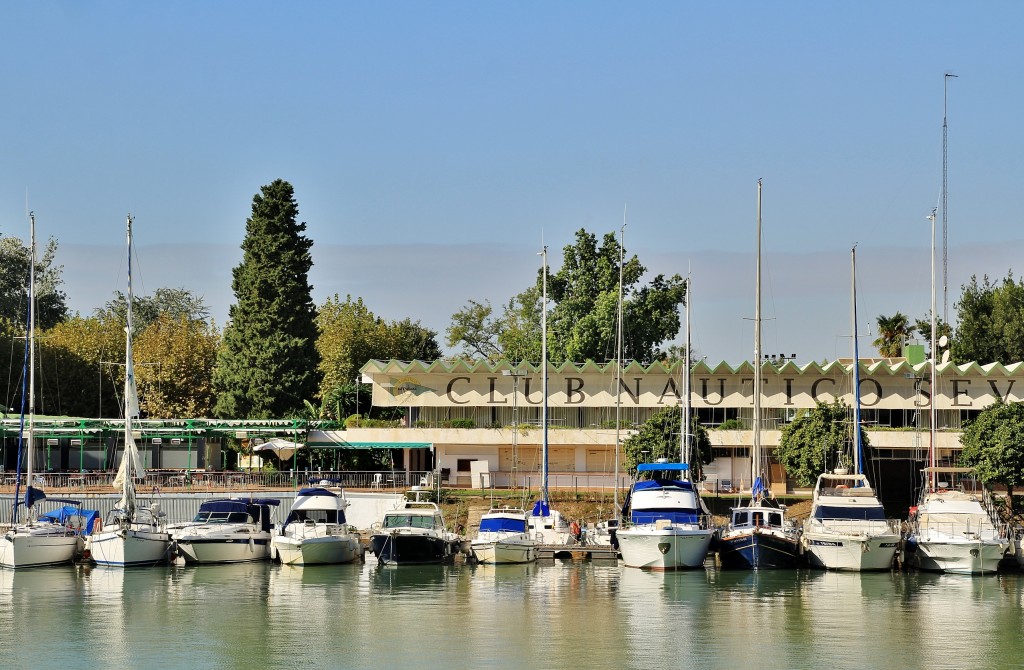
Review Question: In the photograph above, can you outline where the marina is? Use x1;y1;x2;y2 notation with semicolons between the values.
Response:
2;559;1024;669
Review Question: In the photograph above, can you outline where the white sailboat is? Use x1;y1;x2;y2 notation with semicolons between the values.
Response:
0;213;82;569
904;210;1011;574
86;215;172;567
527;245;570;545
717;180;801;569
616;276;714;570
801;247;900;571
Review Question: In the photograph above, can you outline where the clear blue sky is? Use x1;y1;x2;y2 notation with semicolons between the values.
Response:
2;3;1022;363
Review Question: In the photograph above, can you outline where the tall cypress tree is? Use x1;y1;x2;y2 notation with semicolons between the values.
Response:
213;179;320;418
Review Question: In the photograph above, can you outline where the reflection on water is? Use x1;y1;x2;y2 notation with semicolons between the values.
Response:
2;561;1024;669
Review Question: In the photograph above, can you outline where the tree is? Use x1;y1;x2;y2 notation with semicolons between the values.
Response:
621;407;712;480
316;294;441;419
213;179;320;419
100;287;211;332
959;399;1024;509
0;233;68;330
873;312;913;358
775;400;869;487
951;272;1024;364
447;229;687;365
36;315;124;418
134;314;220;417
912;313;952;358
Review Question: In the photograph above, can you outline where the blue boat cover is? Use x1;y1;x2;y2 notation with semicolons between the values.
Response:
633;478;694;492
23;486;46;509
751;476;766;499
637;462;688;472
297;487;337;498
37;506;100;536
199;499;280;531
531;500;550;517
813;505;886;521
480;517;528;533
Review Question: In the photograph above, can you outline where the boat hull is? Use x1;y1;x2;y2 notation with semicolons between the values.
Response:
905;537;1007;575
803;532;899;571
371;532;456;565
717;529;801;570
88;527;172;567
0;529;80;569
273;535;361;565
616;526;713;570
471;539;538;564
176;535;271;564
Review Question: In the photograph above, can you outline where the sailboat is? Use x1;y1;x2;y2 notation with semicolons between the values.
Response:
85;215;172;567
717;180;801;569
801;247;901;571
0;213;83;569
615;276;715;570
527;245;570;545
903;210;1011;574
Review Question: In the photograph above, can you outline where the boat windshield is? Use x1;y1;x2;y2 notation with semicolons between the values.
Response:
384;514;439;530
813;505;887;521
192;511;251;524
287;509;345;525
480;517;527;533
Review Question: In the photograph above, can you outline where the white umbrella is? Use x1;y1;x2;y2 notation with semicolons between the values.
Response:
252;438;303;462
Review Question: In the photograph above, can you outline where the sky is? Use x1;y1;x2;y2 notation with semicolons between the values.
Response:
2;3;1023;364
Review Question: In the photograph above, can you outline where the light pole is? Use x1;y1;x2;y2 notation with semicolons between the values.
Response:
502;366;527;490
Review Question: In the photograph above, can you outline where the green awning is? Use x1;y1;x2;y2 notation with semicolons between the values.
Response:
305;440;433;450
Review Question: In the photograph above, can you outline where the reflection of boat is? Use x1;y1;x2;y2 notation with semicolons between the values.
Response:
0;214;83;569
801;250;899;572
86;216;172;567
904;468;1010;574
717;181;801;569
173;498;280;564
470;507;538;564
272;488;361;565
616;462;714;571
370;490;462;565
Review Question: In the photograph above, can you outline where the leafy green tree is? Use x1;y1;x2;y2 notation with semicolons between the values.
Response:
214;179;320;419
951;272;1024;364
776;400;869;487
100;287;211;332
316;294;441;419
135;314;220;417
35;315;124;418
621;407;712;480
959;399;1024;509
447;229;687;365
873;312;913;357
0;233;68;330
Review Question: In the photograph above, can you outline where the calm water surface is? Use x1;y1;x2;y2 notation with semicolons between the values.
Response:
1;559;1023;669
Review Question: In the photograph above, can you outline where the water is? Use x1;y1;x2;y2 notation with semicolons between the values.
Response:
2;560;1023;670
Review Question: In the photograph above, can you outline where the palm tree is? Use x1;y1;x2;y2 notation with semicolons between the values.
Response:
873;312;914;358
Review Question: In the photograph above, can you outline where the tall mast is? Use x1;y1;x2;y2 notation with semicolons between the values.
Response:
753;180;762;491
540;245;549;504
614;222;624;512
929;208;938;490
851;247;864;474
942;72;957;325
681;276;691;467
26;213;37;506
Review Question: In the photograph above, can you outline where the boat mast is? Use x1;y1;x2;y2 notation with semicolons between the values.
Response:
681;275;692;468
614;222;624;513
929;208;938;490
24;213;38;520
851;246;864;475
123;214;139;513
540;245;549;504
753;180;762;496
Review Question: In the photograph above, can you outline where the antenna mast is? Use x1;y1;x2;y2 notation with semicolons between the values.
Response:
942;72;957;324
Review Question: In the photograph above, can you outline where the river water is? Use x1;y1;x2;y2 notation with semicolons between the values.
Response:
1;559;1022;670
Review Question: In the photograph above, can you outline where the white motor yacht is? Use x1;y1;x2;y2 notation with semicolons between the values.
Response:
802;472;900;571
370;489;463;565
173;498;280;564
471;507;538;564
272;488;361;566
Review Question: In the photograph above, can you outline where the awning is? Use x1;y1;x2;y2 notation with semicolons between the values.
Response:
305;440;433;450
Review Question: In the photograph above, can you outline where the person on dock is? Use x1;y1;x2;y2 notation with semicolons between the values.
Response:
570;519;582;545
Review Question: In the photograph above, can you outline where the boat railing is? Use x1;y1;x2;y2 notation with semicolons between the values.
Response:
808;517;901;536
910;517;1008;541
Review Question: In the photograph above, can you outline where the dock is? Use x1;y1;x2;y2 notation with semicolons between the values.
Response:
537;544;619;561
